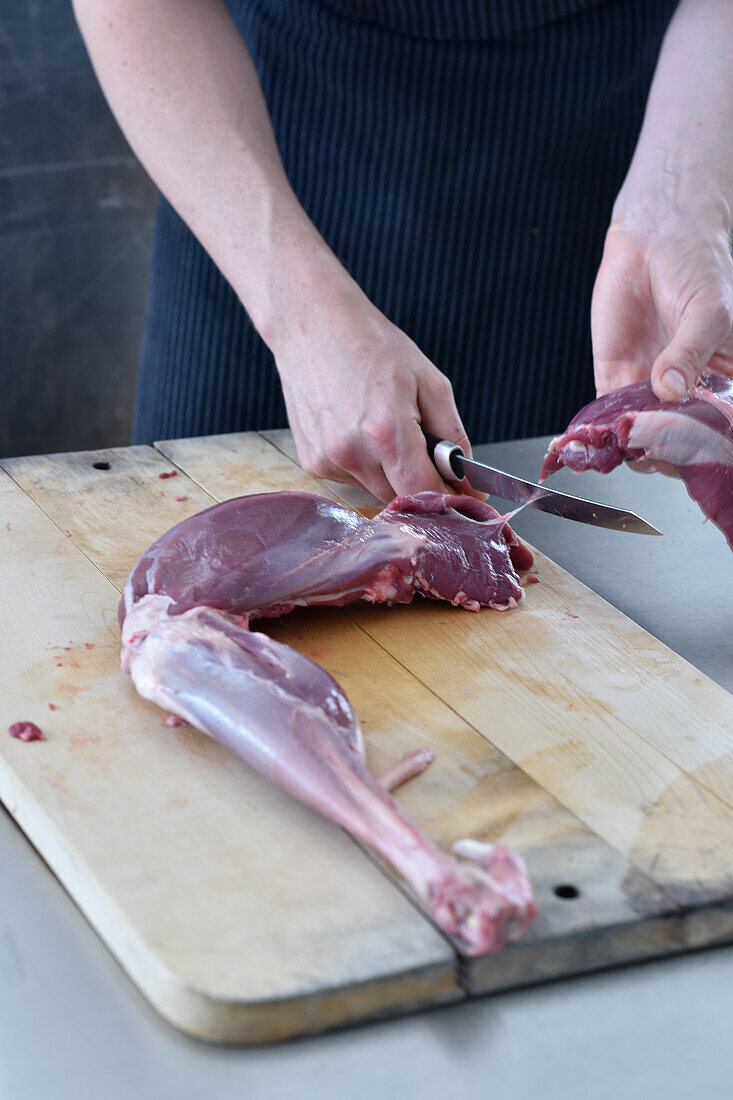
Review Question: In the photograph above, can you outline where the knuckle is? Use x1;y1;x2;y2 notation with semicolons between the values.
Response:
301;456;330;479
428;372;454;401
362;413;398;454
709;299;733;335
323;432;359;470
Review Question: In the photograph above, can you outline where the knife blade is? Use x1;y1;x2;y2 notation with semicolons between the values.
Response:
423;431;662;536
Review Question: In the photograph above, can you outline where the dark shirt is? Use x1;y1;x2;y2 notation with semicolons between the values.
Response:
134;0;679;446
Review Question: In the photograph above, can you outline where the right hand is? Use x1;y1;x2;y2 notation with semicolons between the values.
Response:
272;278;478;502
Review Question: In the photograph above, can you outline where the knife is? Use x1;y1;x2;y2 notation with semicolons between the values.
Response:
423;431;662;535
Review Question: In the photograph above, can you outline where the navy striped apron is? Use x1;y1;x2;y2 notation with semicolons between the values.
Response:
133;0;679;446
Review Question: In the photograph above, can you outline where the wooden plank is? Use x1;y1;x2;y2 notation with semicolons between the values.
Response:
2;445;213;590
158;431;325;498
8;442;690;993
157;433;733;985
0;466;458;1042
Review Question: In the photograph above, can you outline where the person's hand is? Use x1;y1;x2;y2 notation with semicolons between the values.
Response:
591;201;733;401
271;276;478;502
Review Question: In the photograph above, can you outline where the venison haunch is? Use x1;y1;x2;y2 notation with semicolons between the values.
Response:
120;490;536;954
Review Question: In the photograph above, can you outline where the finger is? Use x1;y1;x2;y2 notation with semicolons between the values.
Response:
418;374;486;498
594;359;649;398
320;447;395;503
377;416;447;498
651;301;733;401
326;465;381;494
308;415;411;501
290;423;372;494
312;451;395;503
347;457;399;504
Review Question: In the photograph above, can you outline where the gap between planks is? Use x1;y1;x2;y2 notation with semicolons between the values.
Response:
1;453;128;592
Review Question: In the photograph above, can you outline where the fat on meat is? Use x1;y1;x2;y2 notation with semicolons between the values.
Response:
540;372;733;548
120;490;536;955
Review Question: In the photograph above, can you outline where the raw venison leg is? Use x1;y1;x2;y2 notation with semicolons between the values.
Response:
540;371;733;549
122;596;536;954
120;490;536;953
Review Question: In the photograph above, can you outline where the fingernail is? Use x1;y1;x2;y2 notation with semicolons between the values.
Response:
662;369;687;399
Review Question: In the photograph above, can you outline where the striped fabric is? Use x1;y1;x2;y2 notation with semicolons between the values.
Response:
133;0;679;447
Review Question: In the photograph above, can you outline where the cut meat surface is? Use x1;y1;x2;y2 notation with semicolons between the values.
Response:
122;490;533;621
541;372;733;549
120;490;536;954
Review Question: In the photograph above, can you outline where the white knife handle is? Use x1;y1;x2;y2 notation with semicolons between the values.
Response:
429;436;465;482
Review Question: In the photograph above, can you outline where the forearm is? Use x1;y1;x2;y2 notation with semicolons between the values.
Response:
73;0;346;347
613;0;733;232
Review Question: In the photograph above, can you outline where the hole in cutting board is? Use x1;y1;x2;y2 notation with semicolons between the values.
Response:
92;461;111;470
554;883;580;900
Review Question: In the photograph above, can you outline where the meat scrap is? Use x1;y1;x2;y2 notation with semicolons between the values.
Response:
120;490;536;954
158;470;178;480
9;722;46;742
541;371;733;549
377;748;435;792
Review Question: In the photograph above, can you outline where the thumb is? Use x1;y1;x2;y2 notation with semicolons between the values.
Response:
651;301;732;401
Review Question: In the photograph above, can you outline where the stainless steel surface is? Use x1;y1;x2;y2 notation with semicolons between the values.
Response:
2;435;731;1100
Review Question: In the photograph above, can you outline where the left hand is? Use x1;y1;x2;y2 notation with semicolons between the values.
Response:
591;203;733;400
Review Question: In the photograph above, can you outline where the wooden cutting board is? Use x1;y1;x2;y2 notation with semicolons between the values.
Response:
1;431;732;1043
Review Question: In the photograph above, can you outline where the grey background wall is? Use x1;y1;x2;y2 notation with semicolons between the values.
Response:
1;1;157;459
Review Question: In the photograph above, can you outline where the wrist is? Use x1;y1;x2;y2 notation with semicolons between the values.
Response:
229;194;363;360
255;239;380;369
612;157;733;239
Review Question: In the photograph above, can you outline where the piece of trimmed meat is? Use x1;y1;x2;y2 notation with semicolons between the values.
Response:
8;721;46;742
120;490;536;955
540;372;733;549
